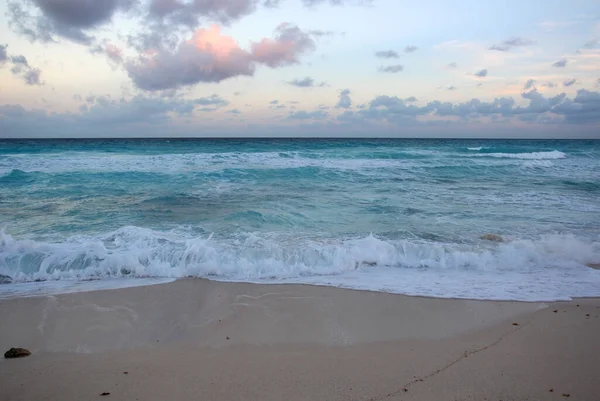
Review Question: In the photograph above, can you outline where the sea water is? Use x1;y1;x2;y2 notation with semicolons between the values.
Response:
1;138;599;301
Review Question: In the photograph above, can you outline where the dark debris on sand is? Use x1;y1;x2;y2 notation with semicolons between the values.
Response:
4;348;31;359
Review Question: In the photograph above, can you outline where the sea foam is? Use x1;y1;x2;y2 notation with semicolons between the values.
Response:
1;228;599;301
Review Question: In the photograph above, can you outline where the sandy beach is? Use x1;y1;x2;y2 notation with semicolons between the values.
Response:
1;279;599;401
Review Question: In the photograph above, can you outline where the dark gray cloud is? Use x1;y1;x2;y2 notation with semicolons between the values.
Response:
552;58;568;68
405;96;418;102
375;50;399;59
7;0;135;44
336;89;351;108
563;78;577;87
269;100;279;104
524;79;536;90
286;110;328;120
474;68;488;77
379;64;404;73
147;0;257;27
126;24;315;90
489;37;535;51
404;45;418;53
287;77;326;87
446;62;457;69
541;81;556;88
447;86;457;91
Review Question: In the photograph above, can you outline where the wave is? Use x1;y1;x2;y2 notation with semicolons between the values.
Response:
1;227;600;301
471;150;567;160
467;147;483;151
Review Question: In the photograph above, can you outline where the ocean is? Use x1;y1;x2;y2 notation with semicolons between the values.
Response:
1;138;599;301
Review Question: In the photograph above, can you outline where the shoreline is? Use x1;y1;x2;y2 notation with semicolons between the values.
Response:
2;275;598;303
1;278;599;400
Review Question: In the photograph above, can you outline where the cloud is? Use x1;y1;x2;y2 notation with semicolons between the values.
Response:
447;86;457;91
336;89;600;126
446;62;457;69
194;94;229;107
524;79;536;90
541;81;556;88
126;24;315;90
308;30;335;38
5;53;44;86
91;42;124;64
0;94;235;138
287;110;328;120
474;68;488;77
379;64;404;73
597;78;600;87
582;39;599;49
302;0;373;6
3;89;600;138
0;45;8;64
227;109;241;114
10;55;28;66
287;76;326;87
251;22;315;68
7;0;135;44
336;89;351;109
563;78;577;87
489;37;535;51
147;0;257;28
552;58;568;68
404;45;418;53
375;50;399;59
269;100;279;104
405;96;418;102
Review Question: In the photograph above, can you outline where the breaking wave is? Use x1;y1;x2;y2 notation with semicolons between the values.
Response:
2;227;599;301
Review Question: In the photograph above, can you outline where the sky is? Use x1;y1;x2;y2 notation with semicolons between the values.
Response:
0;0;599;138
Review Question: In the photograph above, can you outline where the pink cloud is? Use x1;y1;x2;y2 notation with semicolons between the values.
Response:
126;23;315;91
250;23;315;67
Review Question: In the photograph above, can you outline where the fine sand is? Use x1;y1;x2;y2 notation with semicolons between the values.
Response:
1;279;599;401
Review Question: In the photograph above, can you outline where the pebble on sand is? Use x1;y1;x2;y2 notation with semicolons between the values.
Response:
4;348;31;359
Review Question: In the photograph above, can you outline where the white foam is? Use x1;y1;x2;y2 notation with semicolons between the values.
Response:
0;151;414;176
472;150;567;160
1;228;599;301
467;147;483;151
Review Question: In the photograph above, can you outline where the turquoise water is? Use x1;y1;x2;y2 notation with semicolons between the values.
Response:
1;139;599;300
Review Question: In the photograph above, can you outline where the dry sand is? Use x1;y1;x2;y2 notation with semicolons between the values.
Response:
1;279;599;401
